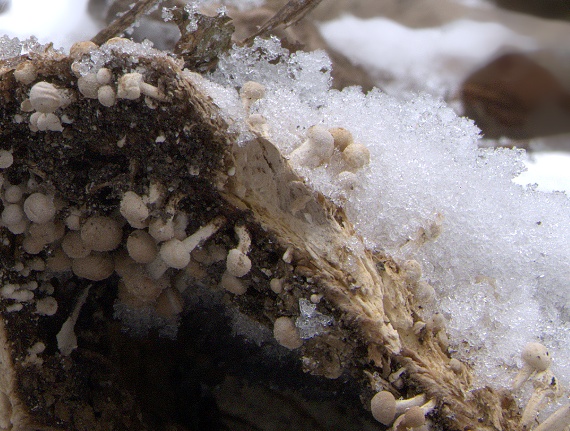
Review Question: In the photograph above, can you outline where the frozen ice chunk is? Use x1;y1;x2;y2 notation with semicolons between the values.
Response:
295;299;334;339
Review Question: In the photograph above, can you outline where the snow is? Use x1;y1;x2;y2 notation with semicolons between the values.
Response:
207;37;570;395
319;15;537;98
0;0;98;51
515;151;570;193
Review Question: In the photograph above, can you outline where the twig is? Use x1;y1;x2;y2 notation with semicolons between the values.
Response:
91;0;161;46
242;0;324;44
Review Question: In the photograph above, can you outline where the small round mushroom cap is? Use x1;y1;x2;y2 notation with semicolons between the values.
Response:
23;193;56;224
22;235;46;254
400;406;426;428
96;68;113;85
80;216;122;252
273;316;303;350
97;85;116;107
35;297;58;316
240;81;266;112
226;248;252;278
46;249;72;272
370;391;396;425
522;342;551;372
289;125;335;168
69;40;98;60
342;143;370;171
127;230;158;264
4;184;23;203
14;61;37;85
72;253;115;281
329;127;354;151
0;149;14;169
61;231;91;259
6;219;27;235
29;82;64;113
240;81;266;101
220;271;247;295
2;203;24;226
160;238;191;269
122;270;167;304
28;221;65;244
117;73;143;100
120;191;149;227
35;113;63;132
77;73;100;99
148;217;175;242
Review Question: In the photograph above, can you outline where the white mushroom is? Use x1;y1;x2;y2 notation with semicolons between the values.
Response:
96;67;113;85
370;391;396;425
342;142;370;171
117;72;167;101
181;215;226;252
56;286;90;355
4;184;23;202
77;73;100;99
34;112;63;132
80;216;122;252
120;190;149;228
288;125;335;168
69;40;98;61
61;231;91;259
240;81;266;113
71;253;114;281
513;342;552;391
392;399;436;431
29;81;69;113
23;193;56;224
0;149;13;169
329;127;353;151
13;61;37;85
155;287;184;318
160;238;191;269
97;85;116;107
225;224;252;278
246;113;270;138
273;316;303;350
219;271;247;295
148;216;175;242
35;296;58;316
2;203;24;226
126;230;158;264
520;356;562;430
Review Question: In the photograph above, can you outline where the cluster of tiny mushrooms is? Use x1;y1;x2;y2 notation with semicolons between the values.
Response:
1;38;371;357
1;36;569;430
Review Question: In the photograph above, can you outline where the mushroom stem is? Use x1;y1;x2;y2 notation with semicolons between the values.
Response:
521;388;553;430
140;81;168;102
56;286;91;356
395;393;427;416
182;216;226;252
513;342;552;391
521;370;561;430
288;125;334;168
534;403;570;431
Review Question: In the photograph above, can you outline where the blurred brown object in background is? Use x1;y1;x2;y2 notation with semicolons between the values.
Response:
461;53;570;140
494;0;570;20
0;0;9;14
